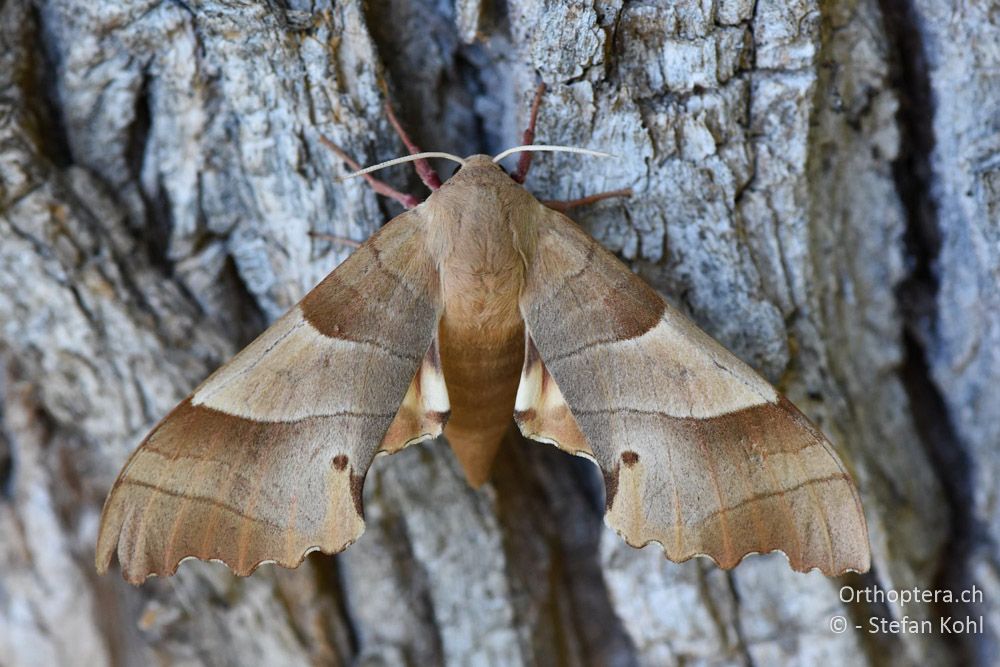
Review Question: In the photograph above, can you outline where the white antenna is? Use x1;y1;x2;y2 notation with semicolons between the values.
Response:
492;144;616;164
338;152;467;182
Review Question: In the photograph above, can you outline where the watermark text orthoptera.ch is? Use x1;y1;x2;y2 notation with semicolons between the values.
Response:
840;584;982;607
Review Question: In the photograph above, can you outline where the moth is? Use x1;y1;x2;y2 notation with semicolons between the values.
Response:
96;87;870;584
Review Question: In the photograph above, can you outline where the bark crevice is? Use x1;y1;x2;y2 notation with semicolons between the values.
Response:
880;2;984;660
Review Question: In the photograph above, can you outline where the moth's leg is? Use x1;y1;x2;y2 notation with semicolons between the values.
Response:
511;82;547;184
543;188;633;213
318;135;422;209
307;231;361;248
384;103;442;191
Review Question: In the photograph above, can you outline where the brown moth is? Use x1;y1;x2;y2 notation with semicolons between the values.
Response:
96;91;870;584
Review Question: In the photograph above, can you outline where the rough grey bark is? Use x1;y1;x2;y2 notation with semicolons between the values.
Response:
0;0;996;665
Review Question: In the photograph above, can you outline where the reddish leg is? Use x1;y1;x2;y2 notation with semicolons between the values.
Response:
544;188;633;213
307;231;361;248
318;134;421;209
512;82;547;184
384;103;442;190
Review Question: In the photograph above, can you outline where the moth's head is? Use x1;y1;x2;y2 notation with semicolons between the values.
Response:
444;154;512;187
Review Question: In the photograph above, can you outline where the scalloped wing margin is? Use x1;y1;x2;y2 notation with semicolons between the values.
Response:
517;208;870;576
96;211;444;584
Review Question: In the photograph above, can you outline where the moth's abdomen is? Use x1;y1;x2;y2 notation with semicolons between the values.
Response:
437;258;526;487
439;316;524;487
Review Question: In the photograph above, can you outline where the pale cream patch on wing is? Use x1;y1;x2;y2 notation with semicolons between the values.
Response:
562;314;778;419
514;340;593;457
192;306;412;422
604;457;651;544
379;339;451;455
320;462;366;544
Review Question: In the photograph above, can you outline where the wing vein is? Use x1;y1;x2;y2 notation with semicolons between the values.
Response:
121;478;284;531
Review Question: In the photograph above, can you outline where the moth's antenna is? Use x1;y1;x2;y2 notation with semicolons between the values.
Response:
492;145;616;164
338;152;467;182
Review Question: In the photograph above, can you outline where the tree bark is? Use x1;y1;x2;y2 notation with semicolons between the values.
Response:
1;0;996;664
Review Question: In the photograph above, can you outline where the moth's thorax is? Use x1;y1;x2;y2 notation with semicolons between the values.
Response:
424;155;540;335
